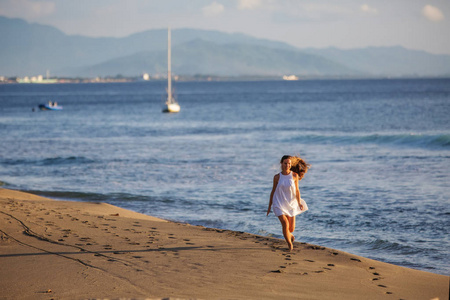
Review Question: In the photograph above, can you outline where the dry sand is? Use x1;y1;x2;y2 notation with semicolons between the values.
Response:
0;188;448;299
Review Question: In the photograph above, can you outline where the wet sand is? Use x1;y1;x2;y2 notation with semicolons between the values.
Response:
0;188;448;299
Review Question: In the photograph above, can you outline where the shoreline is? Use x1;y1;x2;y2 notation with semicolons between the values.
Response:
1;188;448;299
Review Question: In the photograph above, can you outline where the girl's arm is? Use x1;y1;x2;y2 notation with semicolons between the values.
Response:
294;172;303;210
267;174;279;216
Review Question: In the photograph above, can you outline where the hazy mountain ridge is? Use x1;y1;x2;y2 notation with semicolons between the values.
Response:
1;16;449;78
73;39;360;77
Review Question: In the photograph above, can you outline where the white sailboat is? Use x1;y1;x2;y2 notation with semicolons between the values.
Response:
162;27;180;113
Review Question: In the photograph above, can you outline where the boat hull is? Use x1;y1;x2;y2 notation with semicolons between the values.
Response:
162;103;180;113
39;104;63;111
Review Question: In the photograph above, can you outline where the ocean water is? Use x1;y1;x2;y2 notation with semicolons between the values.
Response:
0;78;449;275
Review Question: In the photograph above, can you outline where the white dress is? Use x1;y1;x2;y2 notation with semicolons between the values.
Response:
272;172;308;217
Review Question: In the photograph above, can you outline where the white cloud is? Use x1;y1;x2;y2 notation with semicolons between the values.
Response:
202;2;225;17
360;4;378;15
0;0;55;19
237;0;262;10
422;5;444;22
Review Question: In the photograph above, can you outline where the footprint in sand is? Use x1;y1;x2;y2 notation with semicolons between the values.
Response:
309;246;325;250
271;269;284;273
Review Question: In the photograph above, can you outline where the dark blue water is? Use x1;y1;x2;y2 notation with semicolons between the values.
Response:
1;79;449;275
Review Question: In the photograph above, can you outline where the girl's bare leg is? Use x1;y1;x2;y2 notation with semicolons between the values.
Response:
287;216;296;243
287;216;296;232
278;215;293;251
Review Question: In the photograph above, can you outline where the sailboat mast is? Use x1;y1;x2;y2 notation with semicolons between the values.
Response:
167;27;172;103
162;26;179;113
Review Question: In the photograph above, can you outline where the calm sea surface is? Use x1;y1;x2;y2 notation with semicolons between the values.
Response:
1;79;449;275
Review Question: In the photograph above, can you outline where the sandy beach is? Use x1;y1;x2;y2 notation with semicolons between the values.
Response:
0;188;448;300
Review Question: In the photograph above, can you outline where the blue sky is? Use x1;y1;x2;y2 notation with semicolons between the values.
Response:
1;0;449;54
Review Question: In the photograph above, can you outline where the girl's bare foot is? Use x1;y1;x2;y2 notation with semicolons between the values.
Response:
288;234;294;251
287;242;293;251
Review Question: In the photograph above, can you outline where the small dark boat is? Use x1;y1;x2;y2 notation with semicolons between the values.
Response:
39;101;63;111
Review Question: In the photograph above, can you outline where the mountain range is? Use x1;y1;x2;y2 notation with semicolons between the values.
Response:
1;16;450;78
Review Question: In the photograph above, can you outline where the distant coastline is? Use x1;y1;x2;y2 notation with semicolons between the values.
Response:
1;74;449;84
